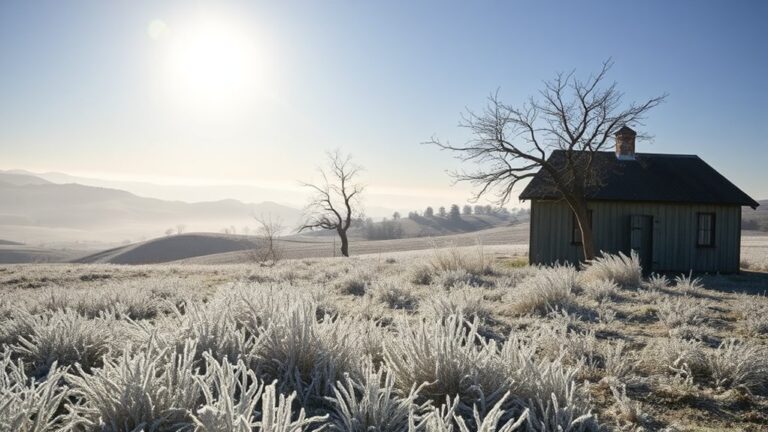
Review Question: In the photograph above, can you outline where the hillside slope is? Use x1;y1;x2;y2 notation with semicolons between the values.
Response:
743;200;768;231
74;233;260;264
0;245;86;263
0;173;301;245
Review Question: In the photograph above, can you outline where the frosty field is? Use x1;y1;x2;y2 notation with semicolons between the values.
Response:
1;247;767;431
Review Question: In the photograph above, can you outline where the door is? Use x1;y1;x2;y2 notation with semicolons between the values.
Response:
630;215;653;272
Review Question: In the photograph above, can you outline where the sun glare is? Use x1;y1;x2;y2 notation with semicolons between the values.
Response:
151;12;265;110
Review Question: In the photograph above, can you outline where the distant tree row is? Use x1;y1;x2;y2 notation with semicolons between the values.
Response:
410;205;516;219
361;217;403;240
164;224;187;236
743;218;768;232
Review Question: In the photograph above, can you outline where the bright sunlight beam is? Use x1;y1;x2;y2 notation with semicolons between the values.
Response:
152;11;266;111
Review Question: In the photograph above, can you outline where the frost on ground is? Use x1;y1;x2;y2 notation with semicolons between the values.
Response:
1;247;767;431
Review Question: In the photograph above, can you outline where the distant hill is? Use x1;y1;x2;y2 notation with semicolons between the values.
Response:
0;244;86;263
743;200;768;231
0;239;24;246
347;212;529;240
75;233;260;264
73;223;532;265
0;172;302;246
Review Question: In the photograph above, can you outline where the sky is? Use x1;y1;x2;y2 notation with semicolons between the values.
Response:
1;0;767;210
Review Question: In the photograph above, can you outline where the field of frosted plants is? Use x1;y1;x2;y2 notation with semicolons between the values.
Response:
1;247;768;431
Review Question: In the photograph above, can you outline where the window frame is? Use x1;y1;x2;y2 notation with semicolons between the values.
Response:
571;210;593;245
696;212;716;248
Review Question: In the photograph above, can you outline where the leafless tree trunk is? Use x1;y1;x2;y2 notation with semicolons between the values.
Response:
428;60;666;261
299;151;364;257
252;215;284;264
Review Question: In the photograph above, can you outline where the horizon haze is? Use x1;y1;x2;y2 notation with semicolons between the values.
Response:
1;0;767;207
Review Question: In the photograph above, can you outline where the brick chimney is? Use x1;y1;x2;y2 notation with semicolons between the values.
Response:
614;125;637;160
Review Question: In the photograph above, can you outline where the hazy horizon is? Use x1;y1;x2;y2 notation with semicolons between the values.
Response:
1;1;767;206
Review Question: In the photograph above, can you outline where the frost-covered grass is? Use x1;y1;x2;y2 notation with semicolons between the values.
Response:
0;250;767;431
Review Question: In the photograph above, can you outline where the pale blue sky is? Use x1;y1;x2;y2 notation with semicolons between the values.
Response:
1;0;766;208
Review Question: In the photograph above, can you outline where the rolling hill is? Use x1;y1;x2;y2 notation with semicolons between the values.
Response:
0;244;86;263
0;172;302;246
72;222;531;265
743;200;768;231
74;233;260;264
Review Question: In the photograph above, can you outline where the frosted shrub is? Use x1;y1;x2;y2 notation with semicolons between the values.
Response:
642;337;707;379
610;383;644;426
227;284;311;337
429;245;492;276
334;270;372;296
192;355;263;432
508;265;578;316
643;273;669;291
435;269;488;289
583;279;620;302
384;314;508;411
256;384;328;432
655;296;707;329
13;309;115;378
496;336;598;431
329;361;429;431
409;264;433;285
706;339;768;394
595;302;617;326
582;251;642;289
422;393;528;432
421;289;493;323
0;352;68;432
193;354;326;432
370;281;417;310
171;302;257;365
673;273;704;294
253;299;360;405
601;340;634;379
735;294;768;336
67;341;201;431
525;381;598;432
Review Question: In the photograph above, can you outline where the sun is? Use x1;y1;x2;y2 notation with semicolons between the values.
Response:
152;13;264;108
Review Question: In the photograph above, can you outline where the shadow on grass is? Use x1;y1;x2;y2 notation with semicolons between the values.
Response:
700;271;768;295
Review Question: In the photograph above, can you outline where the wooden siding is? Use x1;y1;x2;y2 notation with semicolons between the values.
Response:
529;200;742;273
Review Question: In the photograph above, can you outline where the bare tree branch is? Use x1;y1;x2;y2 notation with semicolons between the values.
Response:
298;150;364;257
426;60;667;260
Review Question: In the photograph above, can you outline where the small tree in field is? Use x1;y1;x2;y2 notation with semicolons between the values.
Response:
425;207;434;217
299;151;364;257
428;60;666;260
252;215;284;264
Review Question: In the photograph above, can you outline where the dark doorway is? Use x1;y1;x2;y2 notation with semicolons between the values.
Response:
630;215;653;272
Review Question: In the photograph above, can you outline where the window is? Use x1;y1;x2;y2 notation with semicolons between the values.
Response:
571;210;593;244
696;213;715;247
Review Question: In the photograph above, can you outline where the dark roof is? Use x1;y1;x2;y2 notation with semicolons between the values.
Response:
615;125;637;136
519;151;760;209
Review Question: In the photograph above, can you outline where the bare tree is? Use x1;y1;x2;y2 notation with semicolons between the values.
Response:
299;151;364;257
428;60;666;260
252;215;284;264
175;224;186;235
164;228;174;237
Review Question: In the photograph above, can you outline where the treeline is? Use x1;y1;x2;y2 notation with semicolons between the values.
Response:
360;218;404;240
742;218;768;232
408;204;518;219
358;205;531;240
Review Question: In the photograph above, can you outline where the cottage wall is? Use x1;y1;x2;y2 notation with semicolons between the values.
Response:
529;200;742;273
